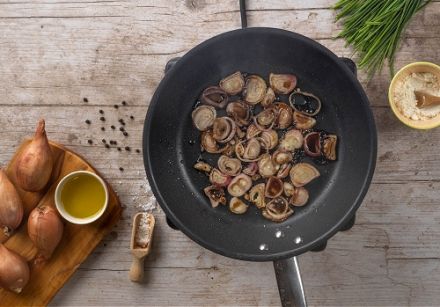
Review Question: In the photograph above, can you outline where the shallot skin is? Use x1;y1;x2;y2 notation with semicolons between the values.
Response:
28;205;64;264
15;119;54;192
0;169;24;236
0;244;30;293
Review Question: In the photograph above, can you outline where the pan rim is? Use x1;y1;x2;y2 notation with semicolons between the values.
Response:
143;27;377;261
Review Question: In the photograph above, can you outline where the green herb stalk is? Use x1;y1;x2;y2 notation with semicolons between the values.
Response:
333;0;432;77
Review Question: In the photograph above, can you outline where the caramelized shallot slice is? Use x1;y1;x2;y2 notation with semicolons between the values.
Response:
220;71;245;95
261;87;276;107
260;130;279;150
265;176;283;198
272;150;293;165
246;124;262;139
209;168;231;187
201;131;225;153
289;89;322;116
243;138;261;160
227;174;252;197
243;75;267;105
229;197;249;214
304;132;321;157
258;154;279;178
279;129;303;151
192;105;216;131
276;163;291;179
323;135;337;161
262;197;293;222
212;117;236;144
249;183;265;209
226;101;250;126
256;108;277;128
243;162;259;176
276;103;293;129
289;163;320;187
218;155;242;176
293;112;316;130
201;86;229;108
204;185;226;208
283;182;295;197
270;73;297;94
290;187;309;207
193;161;212;173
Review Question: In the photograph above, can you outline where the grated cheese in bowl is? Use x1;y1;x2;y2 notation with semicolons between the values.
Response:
393;72;440;121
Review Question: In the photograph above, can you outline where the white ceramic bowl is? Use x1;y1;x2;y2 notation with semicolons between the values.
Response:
55;170;108;224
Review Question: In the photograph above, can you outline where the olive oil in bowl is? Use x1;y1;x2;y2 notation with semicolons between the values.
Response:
55;171;108;224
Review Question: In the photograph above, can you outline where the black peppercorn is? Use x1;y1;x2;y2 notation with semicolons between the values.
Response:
136;149;141;153
122;101;127;106
101;127;105;131
119;127;125;132
85;119;91;124
125;146;131;151
117;147;121;151
87;139;93;144
114;104;119;109
119;167;124;172
130;115;134;120
123;132;128;136
83;98;88;102
102;139;106;143
99;110;104;114
105;144;110;149
100;117;106;122
111;125;116;130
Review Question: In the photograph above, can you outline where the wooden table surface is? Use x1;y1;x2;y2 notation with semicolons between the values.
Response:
1;0;439;305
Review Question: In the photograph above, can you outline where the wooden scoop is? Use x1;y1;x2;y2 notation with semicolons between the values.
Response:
414;90;440;108
129;212;155;282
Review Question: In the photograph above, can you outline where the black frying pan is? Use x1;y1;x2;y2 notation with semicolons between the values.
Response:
143;7;377;307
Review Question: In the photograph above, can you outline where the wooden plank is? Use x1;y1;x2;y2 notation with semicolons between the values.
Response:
0;0;439;305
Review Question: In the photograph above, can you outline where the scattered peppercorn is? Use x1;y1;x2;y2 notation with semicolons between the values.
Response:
99;110;104;114
114;104;119;109
119;167;124;172
83;98;88;102
85;119;91;124
102;139;106;143
122;101;127;106
111;125;116;130
123;132;128;137
136;149;141;153
130;115;134;120
110;140;117;145
87;139;93;144
117;147;122;151
100;117;106;122
119;127;125;132
125;146;131;151
105;144;110;149
101;127;105;131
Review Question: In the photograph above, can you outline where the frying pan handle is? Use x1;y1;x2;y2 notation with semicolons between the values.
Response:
273;257;307;307
239;0;247;28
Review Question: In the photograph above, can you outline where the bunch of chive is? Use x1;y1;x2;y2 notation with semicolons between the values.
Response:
333;0;432;77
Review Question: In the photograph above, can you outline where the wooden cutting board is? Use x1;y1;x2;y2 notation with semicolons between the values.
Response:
0;140;122;306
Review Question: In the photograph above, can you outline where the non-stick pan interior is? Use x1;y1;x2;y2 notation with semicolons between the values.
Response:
143;28;376;261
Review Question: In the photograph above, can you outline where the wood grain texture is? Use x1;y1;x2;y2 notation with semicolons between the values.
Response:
0;0;439;305
0;142;122;306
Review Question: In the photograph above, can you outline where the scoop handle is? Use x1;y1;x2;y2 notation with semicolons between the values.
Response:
129;257;145;282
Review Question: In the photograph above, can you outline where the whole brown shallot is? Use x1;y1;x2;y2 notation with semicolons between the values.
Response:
0;169;23;236
15;119;54;191
28;205;63;264
0;244;30;293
